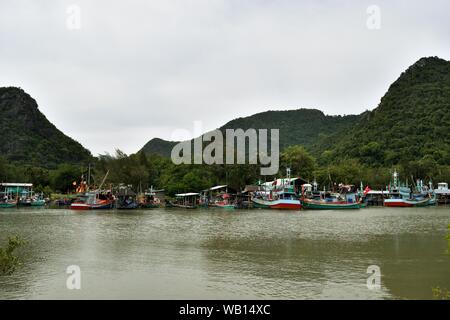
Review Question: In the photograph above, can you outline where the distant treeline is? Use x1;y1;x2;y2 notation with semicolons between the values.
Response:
1;146;449;196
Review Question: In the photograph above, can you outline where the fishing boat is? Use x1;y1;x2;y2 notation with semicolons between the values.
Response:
383;187;435;207
300;183;364;210
70;192;115;210
383;171;435;207
116;187;139;210
0;183;46;207
31;198;46;206
70;170;115;210
213;202;235;209
384;196;431;207
251;169;302;210
202;185;236;209
301;198;363;209
138;187;164;208
171;193;199;209
0;199;17;208
434;182;450;205
252;194;301;209
20;194;46;206
0;183;18;208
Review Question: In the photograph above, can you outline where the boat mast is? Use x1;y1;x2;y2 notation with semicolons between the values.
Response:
98;170;110;191
88;163;91;187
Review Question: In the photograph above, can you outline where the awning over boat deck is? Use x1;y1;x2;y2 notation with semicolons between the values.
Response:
0;183;33;187
175;193;199;197
204;185;227;191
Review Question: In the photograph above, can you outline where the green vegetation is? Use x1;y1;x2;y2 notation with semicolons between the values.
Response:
141;109;361;157
0;87;92;169
0;235;27;275
1;57;449;195
447;224;450;254
313;57;450;168
432;225;450;300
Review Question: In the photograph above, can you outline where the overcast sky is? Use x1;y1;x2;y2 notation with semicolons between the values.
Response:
1;0;449;156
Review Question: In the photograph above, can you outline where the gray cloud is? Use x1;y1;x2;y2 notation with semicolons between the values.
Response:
1;0;449;155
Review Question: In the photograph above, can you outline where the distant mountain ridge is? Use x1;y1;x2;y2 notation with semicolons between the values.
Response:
313;56;450;166
0;87;92;168
2;56;449;170
141;56;450;168
140;109;362;157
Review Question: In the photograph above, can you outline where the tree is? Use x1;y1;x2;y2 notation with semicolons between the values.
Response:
280;146;316;179
50;164;82;193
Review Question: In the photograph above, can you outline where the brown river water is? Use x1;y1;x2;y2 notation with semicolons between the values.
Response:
0;206;449;299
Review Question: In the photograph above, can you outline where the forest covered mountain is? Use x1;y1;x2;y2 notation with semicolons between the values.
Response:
1;57;449;193
0;87;92;168
2;56;449;172
141;56;450;169
312;56;450;166
141;109;362;157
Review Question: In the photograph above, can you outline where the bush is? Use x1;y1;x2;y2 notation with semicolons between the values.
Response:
0;235;27;275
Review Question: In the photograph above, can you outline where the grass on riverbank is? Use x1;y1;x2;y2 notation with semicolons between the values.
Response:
432;224;450;300
0;235;27;275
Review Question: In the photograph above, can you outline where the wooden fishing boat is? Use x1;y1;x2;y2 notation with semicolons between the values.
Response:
212;201;236;209
172;193;199;209
201;185;237;209
0;183;23;208
252;197;301;209
434;182;450;205
301;198;363;210
384;197;431;207
138;188;164;208
0;183;45;207
116;187;139;210
251;169;302;210
0;200;17;208
300;183;364;210
251;188;302;210
70;192;115;210
31;199;46;206
21;196;46;206
382;174;435;207
70;171;115;210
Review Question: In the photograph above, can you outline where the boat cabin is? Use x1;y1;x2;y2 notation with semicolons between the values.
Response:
0;183;45;206
139;187;165;208
174;193;199;208
436;182;449;192
435;182;450;205
116;187;138;209
201;185;237;207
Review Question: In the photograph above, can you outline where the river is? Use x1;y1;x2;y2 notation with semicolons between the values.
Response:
0;207;449;299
